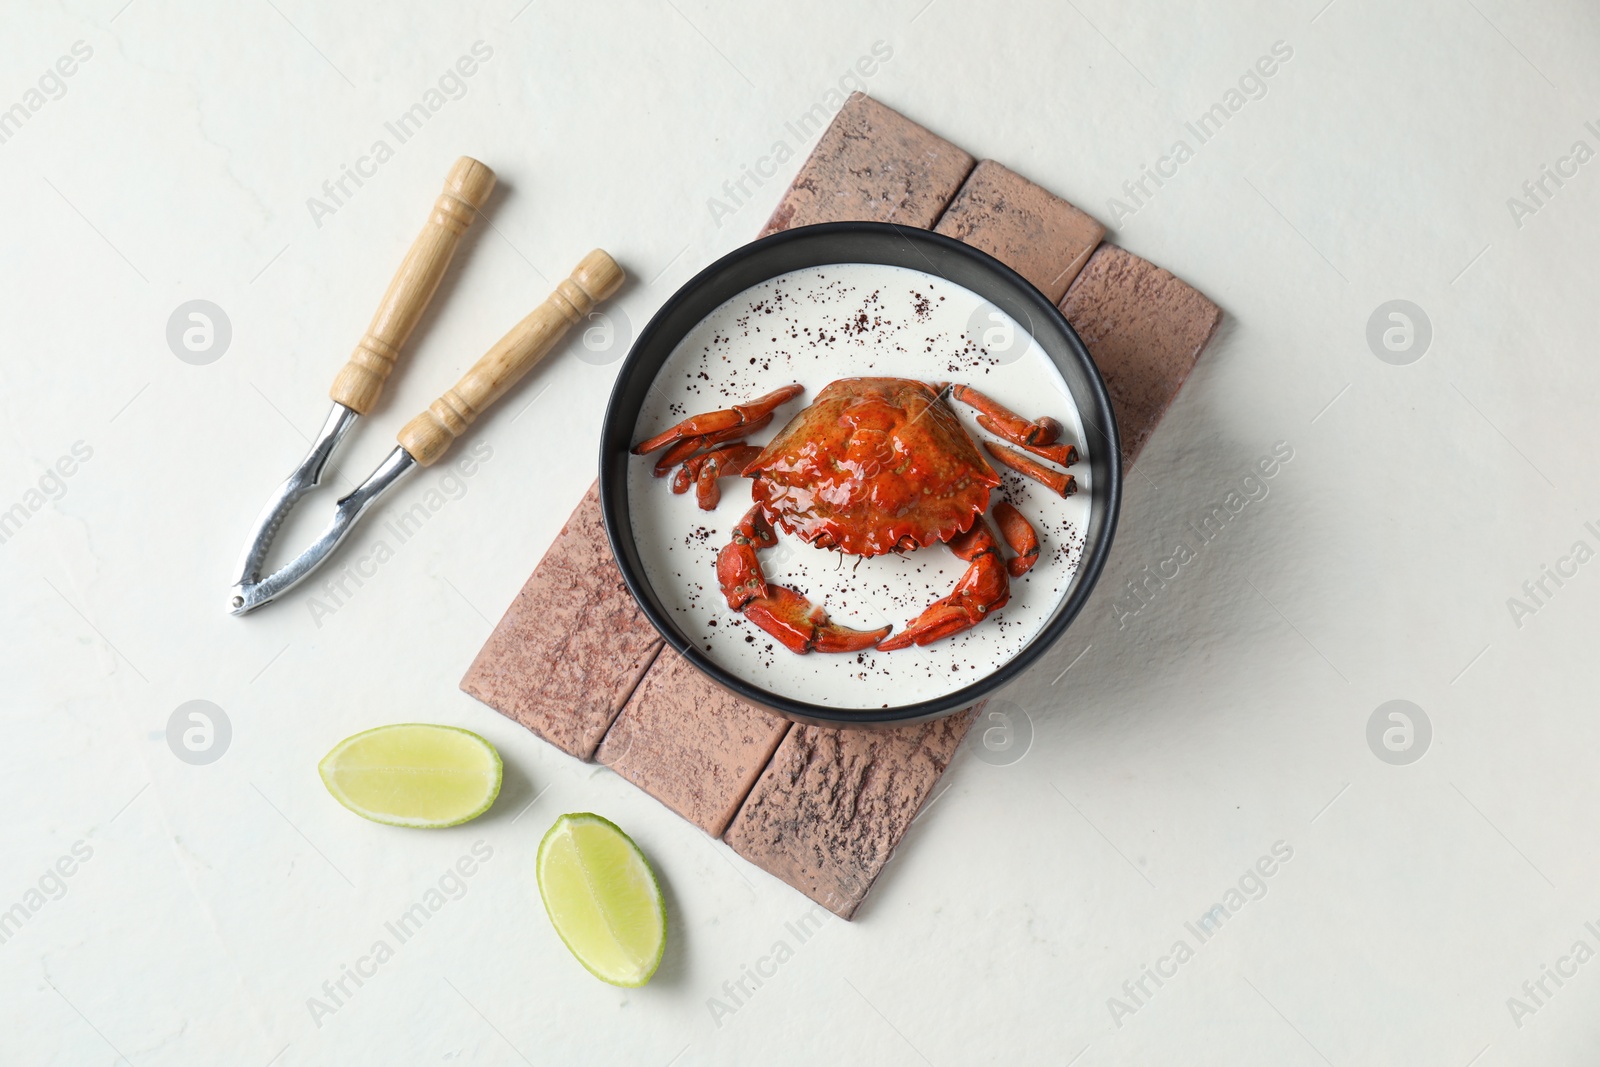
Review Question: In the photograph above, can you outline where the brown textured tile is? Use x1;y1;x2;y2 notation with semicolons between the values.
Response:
465;98;1226;922
759;92;975;236
597;649;792;836
460;481;662;759
934;160;1106;301
723;709;978;919
1059;245;1223;467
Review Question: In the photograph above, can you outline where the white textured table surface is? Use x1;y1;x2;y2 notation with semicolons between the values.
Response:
4;1;1597;1063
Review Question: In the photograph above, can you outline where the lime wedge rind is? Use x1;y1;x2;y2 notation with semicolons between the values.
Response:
318;723;503;829
537;812;666;987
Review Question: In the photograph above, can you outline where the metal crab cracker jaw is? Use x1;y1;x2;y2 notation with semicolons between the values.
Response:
227;434;416;615
228;402;363;613
227;159;625;617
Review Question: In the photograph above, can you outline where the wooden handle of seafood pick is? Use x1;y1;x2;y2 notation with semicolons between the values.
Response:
396;250;625;466
328;156;497;415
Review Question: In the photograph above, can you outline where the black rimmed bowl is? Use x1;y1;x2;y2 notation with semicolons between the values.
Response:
599;222;1121;728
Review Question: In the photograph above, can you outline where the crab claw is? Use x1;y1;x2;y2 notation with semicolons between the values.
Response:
877;520;1010;651
717;506;889;653
718;507;777;608
693;444;763;510
743;585;891;654
992;501;1040;576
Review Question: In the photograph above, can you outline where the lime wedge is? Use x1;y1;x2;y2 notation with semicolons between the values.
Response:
537;813;666;986
318;724;502;828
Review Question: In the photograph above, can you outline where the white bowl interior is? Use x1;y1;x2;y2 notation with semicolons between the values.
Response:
625;262;1094;711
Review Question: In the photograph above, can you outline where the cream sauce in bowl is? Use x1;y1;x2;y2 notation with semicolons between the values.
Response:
627;262;1092;710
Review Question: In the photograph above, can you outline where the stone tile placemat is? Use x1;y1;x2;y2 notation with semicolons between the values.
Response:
757;92;975;237
462;93;1222;918
1060;244;1223;467
459;481;660;758
933;159;1105;303
722;712;975;919
596;648;788;838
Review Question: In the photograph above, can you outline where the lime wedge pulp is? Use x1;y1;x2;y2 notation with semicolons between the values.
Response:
537;813;666;987
318;724;502;828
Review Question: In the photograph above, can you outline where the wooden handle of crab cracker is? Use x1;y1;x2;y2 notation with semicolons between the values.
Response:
396;249;625;466
328;156;497;415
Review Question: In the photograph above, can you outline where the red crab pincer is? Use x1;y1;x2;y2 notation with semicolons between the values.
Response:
632;378;1077;653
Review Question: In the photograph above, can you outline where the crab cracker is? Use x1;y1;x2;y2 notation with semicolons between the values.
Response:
228;158;623;615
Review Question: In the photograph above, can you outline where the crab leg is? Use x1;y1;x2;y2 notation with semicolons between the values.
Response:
978;417;1077;466
652;414;774;477
992;501;1040;576
671;443;761;499
632;384;803;456
717;506;891;654
693;444;762;510
944;383;1076;465
653;437;704;477
946;383;1064;446
877;519;1010;651
745;586;892;654
985;442;1077;498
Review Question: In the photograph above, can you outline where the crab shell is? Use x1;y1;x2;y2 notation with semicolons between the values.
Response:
745;377;1002;557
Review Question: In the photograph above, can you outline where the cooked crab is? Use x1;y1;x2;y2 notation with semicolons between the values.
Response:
632;378;1077;653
